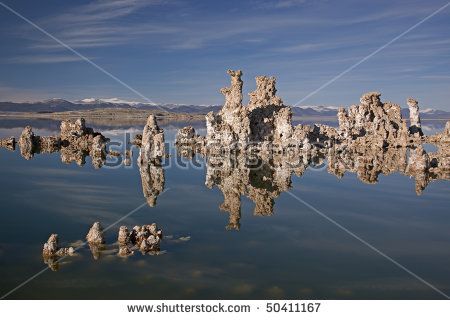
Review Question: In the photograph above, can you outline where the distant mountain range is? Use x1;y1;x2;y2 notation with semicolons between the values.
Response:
0;98;449;119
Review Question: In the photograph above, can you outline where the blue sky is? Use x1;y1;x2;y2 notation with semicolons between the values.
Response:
0;0;449;110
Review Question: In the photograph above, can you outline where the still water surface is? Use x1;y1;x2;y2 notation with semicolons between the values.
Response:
0;119;449;299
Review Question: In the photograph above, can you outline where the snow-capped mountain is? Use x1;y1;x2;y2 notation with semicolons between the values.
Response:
291;105;340;117
74;98;145;106
0;98;448;119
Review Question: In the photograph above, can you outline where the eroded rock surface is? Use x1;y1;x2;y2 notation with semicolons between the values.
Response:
178;70;443;155
18;126;37;159
118;223;163;256
138;115;165;163
42;234;74;271
173;70;450;229
17;118;108;167
136;115;166;206
407;98;423;137
86;221;105;244
0;136;15;151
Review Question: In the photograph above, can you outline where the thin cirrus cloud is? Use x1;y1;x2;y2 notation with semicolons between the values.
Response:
7;0;181;52
5;54;89;64
0;0;449;107
52;0;171;24
4;0;449;53
11;0;446;55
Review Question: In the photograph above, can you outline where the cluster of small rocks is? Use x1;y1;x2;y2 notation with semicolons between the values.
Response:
117;223;163;256
42;234;74;257
42;221;164;270
42;234;75;271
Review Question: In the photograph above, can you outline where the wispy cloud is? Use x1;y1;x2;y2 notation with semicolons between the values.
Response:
4;54;89;64
1;0;449;108
9;0;446;55
11;0;181;53
422;75;450;79
256;0;310;8
273;43;331;54
53;0;171;24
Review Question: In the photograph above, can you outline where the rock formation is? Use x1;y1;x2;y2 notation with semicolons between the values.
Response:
42;234;74;271
0;136;15;151
118;223;163;256
42;234;59;256
60;119;107;168
136;115;166;206
118;226;130;243
138;115;165;163
337;93;411;147
427;121;450;145
172;70;450;228
203;70;303;150
86;221;105;244
18;126;37;159
16;118;108;167
177;70;441;157
41;221;165;269
175;126;204;146
407;98;423;137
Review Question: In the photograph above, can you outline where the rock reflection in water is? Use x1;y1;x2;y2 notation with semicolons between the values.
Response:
173;70;449;229
137;115;166;207
0;136;15;151
176;141;449;230
4;69;449;231
16;118;108;168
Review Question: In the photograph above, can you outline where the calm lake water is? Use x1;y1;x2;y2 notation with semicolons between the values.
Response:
0;118;449;299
